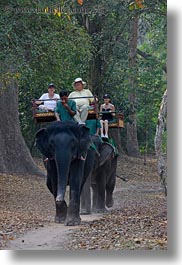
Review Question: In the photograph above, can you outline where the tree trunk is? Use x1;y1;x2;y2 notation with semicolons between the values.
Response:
109;128;122;154
154;89;167;195
126;14;140;157
80;14;104;96
0;78;44;176
126;114;140;157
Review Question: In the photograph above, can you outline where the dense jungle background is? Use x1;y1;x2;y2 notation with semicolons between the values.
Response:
0;0;167;159
0;0;167;250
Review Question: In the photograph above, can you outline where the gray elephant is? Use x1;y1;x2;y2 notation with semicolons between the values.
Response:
35;121;91;226
81;135;117;214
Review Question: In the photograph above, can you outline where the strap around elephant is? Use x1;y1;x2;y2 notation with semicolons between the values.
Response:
107;138;119;157
89;141;100;157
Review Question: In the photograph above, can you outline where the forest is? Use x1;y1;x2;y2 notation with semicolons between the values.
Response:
0;0;168;250
0;0;167;165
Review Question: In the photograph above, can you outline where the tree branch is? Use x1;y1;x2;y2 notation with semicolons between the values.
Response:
137;48;167;73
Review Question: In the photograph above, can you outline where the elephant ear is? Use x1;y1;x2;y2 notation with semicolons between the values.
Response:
77;125;91;159
35;128;51;158
99;142;114;166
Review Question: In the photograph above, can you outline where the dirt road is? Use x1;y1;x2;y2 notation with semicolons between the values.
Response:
7;214;104;250
0;155;167;250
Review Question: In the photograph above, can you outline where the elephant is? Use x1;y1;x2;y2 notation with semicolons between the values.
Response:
35;121;91;226
81;135;117;214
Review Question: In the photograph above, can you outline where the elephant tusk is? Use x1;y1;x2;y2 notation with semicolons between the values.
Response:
44;157;54;162
80;155;86;161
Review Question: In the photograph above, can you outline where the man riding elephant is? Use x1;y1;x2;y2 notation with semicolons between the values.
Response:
68;78;94;125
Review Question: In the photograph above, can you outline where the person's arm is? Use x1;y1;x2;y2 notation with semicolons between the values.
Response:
99;104;103;119
62;100;76;117
65;104;76;117
55;103;61;121
95;127;99;135
35;97;43;105
95;120;101;135
68;101;77;116
87;89;94;103
35;100;43;105
55;112;61;121
35;94;46;105
111;104;116;117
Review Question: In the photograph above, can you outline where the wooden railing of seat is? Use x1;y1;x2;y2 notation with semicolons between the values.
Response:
32;97;99;123
31;99;56;123
32;96;124;128
108;113;124;128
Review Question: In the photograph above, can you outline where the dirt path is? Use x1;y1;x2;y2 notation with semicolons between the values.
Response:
0;155;167;250
7;214;103;250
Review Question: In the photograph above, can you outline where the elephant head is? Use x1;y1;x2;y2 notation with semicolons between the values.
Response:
35;121;91;205
98;142;115;166
90;135;115;171
35;128;52;159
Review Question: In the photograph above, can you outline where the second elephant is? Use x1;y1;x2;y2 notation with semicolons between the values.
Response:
81;135;118;214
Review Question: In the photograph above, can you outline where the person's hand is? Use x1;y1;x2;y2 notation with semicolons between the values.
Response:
63;103;69;109
62;100;69;109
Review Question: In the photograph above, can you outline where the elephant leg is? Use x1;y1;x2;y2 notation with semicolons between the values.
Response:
46;159;57;195
55;200;68;223
96;180;107;212
46;159;68;223
106;159;117;208
65;160;83;226
105;175;115;208
80;174;91;215
46;175;53;194
91;182;97;212
106;189;114;208
65;192;81;226
92;173;107;213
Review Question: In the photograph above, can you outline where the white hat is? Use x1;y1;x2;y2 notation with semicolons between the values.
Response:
72;78;86;88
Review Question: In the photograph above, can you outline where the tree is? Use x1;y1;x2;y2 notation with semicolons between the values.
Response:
154;89;167;195
0;0;167;176
126;13;140;157
0;77;44;175
71;0;167;156
0;1;92;174
136;1;167;154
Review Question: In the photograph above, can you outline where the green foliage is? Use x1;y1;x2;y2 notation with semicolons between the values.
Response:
0;1;92;147
0;0;167;154
135;3;167;152
106;1;166;154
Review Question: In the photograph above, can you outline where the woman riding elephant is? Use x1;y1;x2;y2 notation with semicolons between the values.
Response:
35;121;91;226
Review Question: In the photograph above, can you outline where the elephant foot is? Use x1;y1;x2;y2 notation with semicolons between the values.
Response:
92;207;108;213
80;209;91;215
106;195;114;208
65;216;81;226
55;200;67;224
65;200;81;226
55;215;66;224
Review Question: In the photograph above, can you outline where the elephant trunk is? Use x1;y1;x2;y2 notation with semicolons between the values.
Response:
55;153;71;203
